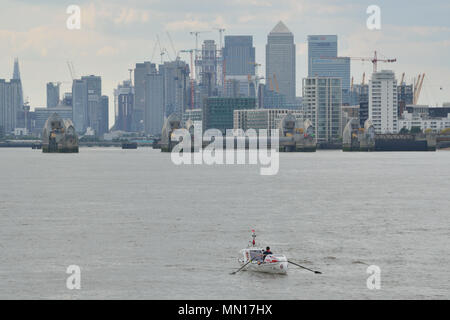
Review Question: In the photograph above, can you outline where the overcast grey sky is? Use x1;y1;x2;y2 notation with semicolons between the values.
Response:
1;0;450;126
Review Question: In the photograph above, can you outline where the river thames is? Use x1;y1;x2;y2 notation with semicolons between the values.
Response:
0;148;449;299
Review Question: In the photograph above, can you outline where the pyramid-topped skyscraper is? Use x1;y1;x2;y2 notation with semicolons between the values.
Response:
266;21;296;104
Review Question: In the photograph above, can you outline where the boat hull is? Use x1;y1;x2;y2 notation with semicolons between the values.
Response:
243;261;288;274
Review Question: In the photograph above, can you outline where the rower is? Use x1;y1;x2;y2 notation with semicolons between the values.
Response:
263;246;273;260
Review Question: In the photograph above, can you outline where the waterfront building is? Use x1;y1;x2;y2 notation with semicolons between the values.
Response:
369;70;398;134
234;108;302;133
399;110;450;133
266;21;296;104
182;108;203;125
303;77;342;142
203;97;256;133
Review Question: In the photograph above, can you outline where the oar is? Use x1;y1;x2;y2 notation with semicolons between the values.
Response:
230;258;255;275
288;261;322;274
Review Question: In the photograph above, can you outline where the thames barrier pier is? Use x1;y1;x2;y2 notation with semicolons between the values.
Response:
343;118;436;152
42;113;79;153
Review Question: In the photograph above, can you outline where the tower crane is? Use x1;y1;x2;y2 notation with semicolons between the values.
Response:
413;73;425;105
325;51;396;73
190;31;210;80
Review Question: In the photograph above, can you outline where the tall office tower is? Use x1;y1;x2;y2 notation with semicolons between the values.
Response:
369;70;398;134
303;77;342;142
223;36;255;76
266;21;296;104
72;79;88;133
159;60;190;117
307;35;350;105
144;72;164;135
46;82;60;108
199;40;218;98
223;36;255;97
114;80;134;132
0;79;23;133
134;62;157;132
81;75;104;136
99;95;109;136
307;35;337;75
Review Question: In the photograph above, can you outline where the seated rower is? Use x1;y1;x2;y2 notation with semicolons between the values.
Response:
262;246;273;261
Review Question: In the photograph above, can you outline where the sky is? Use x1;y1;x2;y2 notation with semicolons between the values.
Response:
1;0;450;127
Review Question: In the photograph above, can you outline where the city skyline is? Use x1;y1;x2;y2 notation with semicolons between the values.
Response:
1;0;450;130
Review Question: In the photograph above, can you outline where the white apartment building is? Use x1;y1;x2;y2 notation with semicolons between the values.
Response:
369;70;398;133
399;111;450;133
233;109;303;133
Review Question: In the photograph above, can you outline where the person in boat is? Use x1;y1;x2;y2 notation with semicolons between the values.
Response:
262;247;273;260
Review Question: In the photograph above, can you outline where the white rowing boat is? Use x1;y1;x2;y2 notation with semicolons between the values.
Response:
237;230;288;275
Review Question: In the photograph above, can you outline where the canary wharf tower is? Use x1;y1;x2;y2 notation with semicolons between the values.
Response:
265;21;296;104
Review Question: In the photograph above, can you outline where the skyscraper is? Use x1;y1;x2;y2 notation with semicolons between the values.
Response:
134;62;157;132
83;75;104;136
199;40;218;97
72;79;88;133
223;36;255;76
303;77;342;142
159;60;190;117
369;70;398;134
144;72;164;135
308;35;337;76
266;21;296;104
46;82;60;108
114;80;134;132
308;35;350;104
0;79;23;133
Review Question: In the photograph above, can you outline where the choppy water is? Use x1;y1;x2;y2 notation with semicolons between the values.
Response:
0;148;449;299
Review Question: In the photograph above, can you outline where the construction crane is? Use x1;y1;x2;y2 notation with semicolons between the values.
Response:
179;49;195;109
166;31;178;60
66;61;77;80
128;69;133;86
213;28;225;51
400;72;405;85
190;31;210;56
214;28;226;90
190;31;210;80
326;51;396;73
413;73;425;105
